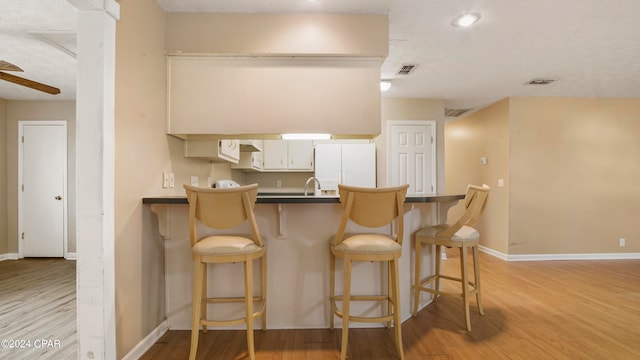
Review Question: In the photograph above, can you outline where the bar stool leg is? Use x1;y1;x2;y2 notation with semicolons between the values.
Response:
391;258;404;360
245;258;255;360
412;239;422;316
261;255;268;330
434;244;442;300
460;246;471;331
190;260;204;360
201;266;208;333
387;261;392;329
340;257;352;360
472;245;484;315
329;251;336;329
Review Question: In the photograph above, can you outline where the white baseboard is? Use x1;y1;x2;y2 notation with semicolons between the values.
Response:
478;246;640;261
65;252;77;260
122;320;168;360
507;252;640;261
0;253;20;261
478;246;508;260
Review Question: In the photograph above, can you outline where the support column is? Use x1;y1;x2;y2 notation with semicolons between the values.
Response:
71;0;119;358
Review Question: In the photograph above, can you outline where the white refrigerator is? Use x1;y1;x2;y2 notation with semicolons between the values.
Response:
314;143;376;193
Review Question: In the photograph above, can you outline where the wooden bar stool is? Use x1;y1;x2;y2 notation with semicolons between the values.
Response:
184;184;266;360
412;184;489;331
330;184;409;360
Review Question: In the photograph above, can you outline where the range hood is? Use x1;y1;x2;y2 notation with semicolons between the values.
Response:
239;140;261;152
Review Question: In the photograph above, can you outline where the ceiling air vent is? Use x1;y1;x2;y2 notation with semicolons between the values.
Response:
396;64;418;76
526;78;557;85
444;108;473;117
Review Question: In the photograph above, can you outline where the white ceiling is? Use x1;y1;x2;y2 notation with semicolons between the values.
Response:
2;0;640;117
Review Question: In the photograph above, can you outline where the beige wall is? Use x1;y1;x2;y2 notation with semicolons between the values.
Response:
378;98;445;189
114;0;165;357
0;99;6;253
113;0;217;357
445;99;510;254
509;97;640;254
445;97;640;255
4;100;76;254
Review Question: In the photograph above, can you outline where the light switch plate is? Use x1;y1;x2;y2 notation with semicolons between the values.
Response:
162;172;169;189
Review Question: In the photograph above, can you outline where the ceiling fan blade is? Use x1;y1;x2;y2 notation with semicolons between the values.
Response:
0;60;23;72
0;71;61;95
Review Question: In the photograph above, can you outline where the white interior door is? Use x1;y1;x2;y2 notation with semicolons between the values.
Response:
20;122;67;257
388;121;436;194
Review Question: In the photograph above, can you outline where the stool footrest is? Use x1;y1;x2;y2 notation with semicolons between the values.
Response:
333;309;395;324
204;296;264;304
333;295;390;302
200;301;266;328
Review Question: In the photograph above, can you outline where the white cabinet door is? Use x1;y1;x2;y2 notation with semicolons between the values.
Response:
315;143;376;186
288;140;314;170
263;140;288;170
263;140;313;171
218;139;240;163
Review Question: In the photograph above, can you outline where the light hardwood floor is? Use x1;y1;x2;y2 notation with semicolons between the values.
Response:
142;249;640;359
0;258;76;360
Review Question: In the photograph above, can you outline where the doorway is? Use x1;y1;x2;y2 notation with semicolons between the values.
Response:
18;121;67;258
387;120;437;194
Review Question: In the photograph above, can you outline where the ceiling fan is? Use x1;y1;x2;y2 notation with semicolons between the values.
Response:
0;60;60;95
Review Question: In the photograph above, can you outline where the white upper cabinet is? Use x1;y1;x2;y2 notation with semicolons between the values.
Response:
183;139;240;163
263;140;313;171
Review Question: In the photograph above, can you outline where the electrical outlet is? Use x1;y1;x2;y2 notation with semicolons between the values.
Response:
190;176;199;186
169;173;175;188
162;172;169;189
276;180;282;188
620;238;626;247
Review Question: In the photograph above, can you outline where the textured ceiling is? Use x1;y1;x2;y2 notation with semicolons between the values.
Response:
2;0;640;117
0;0;77;100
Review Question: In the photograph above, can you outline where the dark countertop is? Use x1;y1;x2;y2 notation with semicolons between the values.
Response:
142;193;464;205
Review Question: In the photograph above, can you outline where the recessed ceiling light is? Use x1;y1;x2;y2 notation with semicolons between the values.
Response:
452;13;481;28
380;80;391;92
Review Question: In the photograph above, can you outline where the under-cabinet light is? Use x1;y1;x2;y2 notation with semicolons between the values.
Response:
281;133;331;140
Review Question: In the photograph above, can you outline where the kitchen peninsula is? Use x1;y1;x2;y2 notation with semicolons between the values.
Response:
143;192;464;330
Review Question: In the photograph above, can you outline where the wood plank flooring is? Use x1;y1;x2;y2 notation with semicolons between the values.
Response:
141;249;640;360
0;258;77;360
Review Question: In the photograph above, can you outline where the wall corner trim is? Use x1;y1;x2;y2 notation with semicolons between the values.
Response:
121;321;169;360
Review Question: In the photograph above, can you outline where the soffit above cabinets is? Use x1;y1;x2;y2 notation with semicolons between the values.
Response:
166;56;382;137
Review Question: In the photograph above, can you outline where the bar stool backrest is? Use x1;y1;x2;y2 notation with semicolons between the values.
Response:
184;183;263;247
334;184;409;246
436;184;490;239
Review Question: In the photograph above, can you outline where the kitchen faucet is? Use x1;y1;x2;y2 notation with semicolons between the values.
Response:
304;177;321;196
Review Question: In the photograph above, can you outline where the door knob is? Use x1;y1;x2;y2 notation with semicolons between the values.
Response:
55;196;62;200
